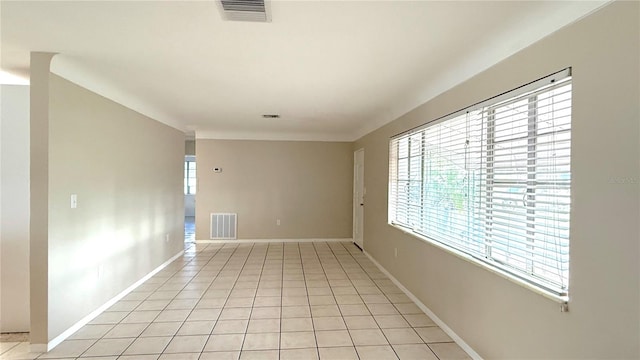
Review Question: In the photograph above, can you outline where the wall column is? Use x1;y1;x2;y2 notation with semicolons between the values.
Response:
29;52;55;349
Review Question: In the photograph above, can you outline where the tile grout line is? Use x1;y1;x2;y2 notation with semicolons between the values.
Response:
308;242;322;360
301;242;319;360
111;244;211;358
137;244;207;354
194;242;236;359
340;241;405;360
174;242;226;353
342;242;448;360
222;242;254;357
19;241;466;360
42;245;195;359
241;242;269;356
322;241;363;360
277;242;284;360
106;243;225;358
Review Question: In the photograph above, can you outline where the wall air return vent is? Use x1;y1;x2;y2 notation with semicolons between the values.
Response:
219;0;271;22
210;213;237;240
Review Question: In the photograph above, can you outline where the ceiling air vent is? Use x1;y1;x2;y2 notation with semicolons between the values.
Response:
219;0;271;22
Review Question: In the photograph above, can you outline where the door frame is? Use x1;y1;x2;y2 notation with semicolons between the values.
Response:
353;148;365;249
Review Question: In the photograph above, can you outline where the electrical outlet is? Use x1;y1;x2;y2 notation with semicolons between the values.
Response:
165;233;170;243
276;219;281;226
394;248;398;258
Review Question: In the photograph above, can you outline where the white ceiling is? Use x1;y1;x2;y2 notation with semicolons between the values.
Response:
1;0;608;141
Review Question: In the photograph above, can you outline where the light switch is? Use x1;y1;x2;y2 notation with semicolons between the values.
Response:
70;194;78;209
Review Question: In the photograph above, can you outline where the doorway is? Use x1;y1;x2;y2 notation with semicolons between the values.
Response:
184;155;196;243
353;149;364;249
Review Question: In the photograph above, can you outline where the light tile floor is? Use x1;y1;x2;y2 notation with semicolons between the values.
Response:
185;217;196;244
0;241;471;360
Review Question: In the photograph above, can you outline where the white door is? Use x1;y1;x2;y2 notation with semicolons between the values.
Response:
353;149;365;249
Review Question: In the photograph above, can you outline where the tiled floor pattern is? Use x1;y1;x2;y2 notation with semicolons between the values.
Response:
0;241;471;360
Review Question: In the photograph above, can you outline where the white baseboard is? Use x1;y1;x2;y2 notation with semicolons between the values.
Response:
363;250;483;360
42;250;185;352
196;238;353;244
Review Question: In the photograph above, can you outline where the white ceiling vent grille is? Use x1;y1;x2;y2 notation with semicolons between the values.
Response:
218;0;271;22
210;213;237;240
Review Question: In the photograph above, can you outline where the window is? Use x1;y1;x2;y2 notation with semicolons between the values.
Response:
389;69;571;298
185;157;196;195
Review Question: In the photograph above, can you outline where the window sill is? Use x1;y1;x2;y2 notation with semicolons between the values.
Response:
387;222;569;307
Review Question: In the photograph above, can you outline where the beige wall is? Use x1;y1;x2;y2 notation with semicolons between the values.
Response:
30;63;185;343
185;140;196;156
354;2;639;358
0;85;31;332
195;140;353;240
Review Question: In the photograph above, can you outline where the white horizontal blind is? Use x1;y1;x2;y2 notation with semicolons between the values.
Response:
389;70;571;296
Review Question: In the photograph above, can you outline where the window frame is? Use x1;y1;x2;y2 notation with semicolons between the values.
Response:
388;69;572;303
184;157;197;195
